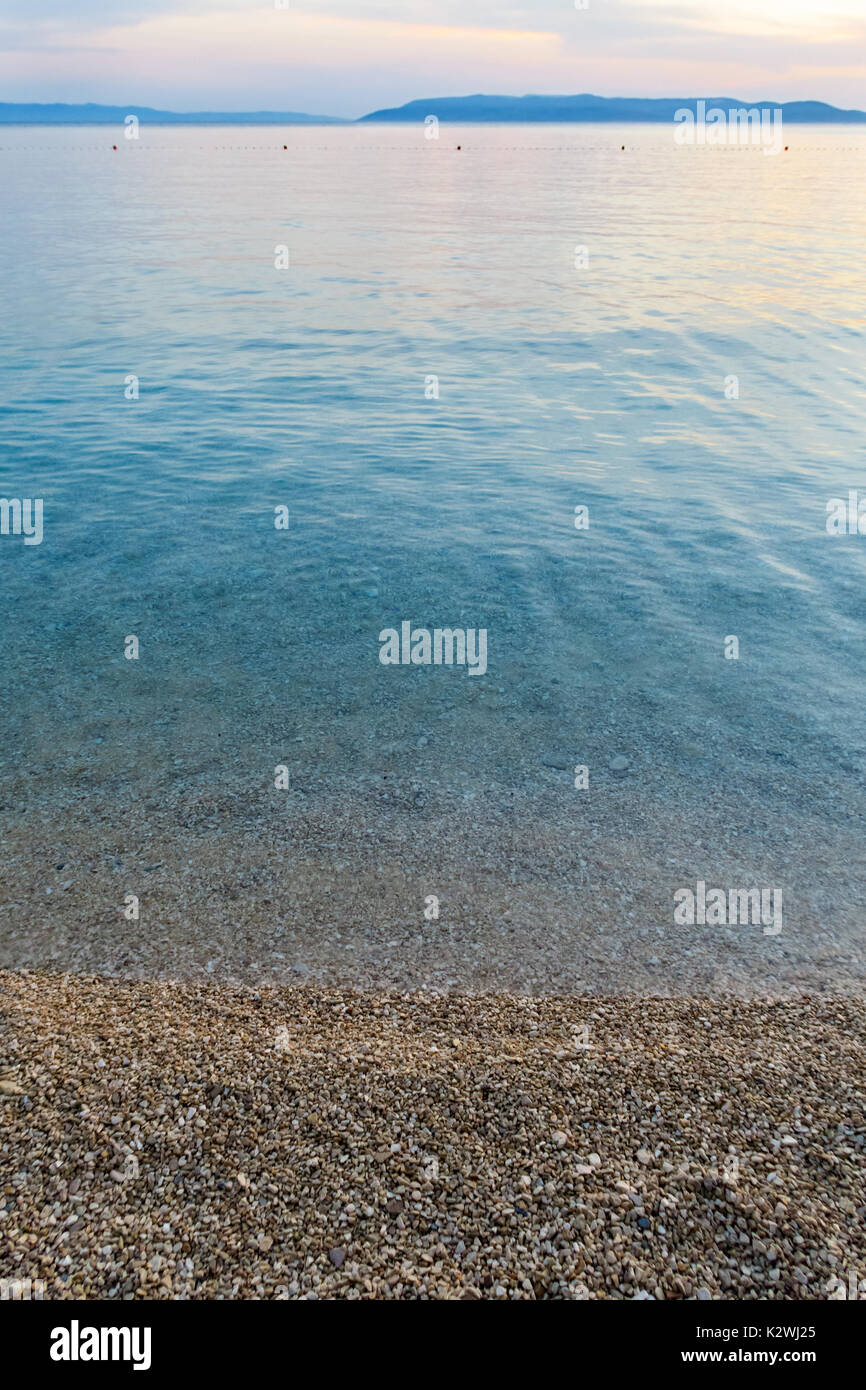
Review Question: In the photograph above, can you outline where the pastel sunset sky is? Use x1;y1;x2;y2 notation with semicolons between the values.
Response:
1;0;864;116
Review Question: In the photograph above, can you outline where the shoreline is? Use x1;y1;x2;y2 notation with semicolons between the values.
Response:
3;773;864;998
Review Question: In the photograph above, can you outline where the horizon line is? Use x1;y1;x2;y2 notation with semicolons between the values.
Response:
3;93;866;126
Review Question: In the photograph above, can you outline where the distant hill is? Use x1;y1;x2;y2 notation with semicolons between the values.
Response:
0;102;347;125
360;93;866;123
3;95;864;126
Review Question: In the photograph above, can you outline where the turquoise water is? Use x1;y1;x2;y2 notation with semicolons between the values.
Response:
1;123;865;992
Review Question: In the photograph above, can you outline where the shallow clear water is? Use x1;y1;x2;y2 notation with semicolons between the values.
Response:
1;123;865;993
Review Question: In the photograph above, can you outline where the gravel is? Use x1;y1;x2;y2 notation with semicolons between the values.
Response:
1;970;863;1300
3;770;865;999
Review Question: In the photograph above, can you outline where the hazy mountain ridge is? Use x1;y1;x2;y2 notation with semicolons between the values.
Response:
2;94;864;125
360;93;866;122
0;102;348;125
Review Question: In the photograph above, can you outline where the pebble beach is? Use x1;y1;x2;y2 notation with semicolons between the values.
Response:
1;970;863;1300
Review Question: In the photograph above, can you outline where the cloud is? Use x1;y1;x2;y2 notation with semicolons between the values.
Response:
1;0;864;114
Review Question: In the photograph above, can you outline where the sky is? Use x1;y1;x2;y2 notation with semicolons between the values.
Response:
1;0;864;117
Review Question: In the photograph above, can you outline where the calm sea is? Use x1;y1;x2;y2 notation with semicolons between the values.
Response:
1;123;864;993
